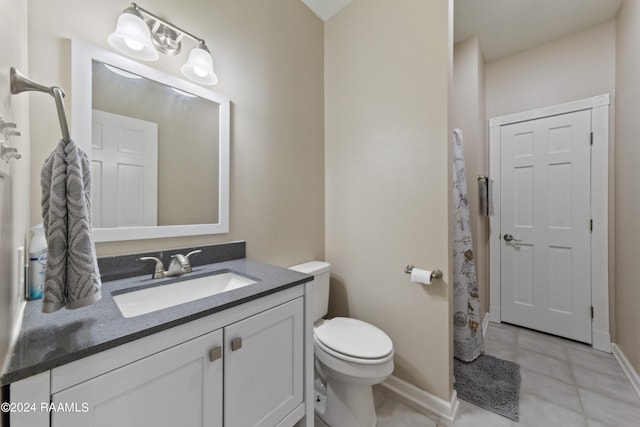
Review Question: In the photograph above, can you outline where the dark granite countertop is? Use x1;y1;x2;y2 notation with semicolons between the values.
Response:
1;258;312;385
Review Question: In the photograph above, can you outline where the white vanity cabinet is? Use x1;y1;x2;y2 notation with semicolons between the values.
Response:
224;298;303;426
51;328;225;427
10;285;311;427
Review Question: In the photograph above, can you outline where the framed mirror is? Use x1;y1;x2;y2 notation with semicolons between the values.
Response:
71;39;229;242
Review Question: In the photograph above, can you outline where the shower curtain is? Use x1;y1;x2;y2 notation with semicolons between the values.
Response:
452;128;484;362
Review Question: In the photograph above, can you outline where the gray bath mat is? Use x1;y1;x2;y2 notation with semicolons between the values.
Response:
454;354;521;421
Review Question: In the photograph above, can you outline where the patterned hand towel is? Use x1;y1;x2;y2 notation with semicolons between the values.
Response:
41;139;101;313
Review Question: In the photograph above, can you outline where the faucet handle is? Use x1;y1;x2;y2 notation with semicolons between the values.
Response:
139;256;167;279
184;250;202;263
169;249;201;275
166;250;201;276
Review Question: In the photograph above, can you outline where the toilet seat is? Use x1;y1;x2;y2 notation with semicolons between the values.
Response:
314;317;393;364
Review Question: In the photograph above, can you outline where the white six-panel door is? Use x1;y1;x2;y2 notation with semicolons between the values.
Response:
91;109;158;228
500;109;592;343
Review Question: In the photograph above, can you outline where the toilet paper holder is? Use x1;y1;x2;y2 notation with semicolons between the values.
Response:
404;265;443;281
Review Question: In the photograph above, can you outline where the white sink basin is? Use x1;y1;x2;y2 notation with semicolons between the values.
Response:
113;272;257;318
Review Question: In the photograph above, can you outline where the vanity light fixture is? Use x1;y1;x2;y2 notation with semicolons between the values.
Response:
107;5;158;61
108;3;218;85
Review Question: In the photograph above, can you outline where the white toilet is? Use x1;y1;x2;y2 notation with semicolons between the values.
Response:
288;261;394;427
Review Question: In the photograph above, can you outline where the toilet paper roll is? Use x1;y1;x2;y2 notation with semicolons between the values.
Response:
410;268;433;285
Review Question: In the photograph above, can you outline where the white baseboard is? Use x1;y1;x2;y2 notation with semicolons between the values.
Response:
612;343;640;400
381;375;459;423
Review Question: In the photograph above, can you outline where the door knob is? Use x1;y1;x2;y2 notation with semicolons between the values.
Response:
503;234;522;242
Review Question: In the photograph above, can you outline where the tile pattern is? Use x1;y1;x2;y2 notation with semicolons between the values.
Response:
315;322;640;426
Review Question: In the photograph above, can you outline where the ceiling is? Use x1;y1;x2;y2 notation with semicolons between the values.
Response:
302;0;622;62
302;0;352;21
455;0;623;61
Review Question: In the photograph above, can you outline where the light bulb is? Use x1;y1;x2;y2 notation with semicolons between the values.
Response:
107;7;159;61
124;38;144;51
193;66;208;77
181;44;217;85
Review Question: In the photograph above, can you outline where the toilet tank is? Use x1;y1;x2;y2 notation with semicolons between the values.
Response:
288;261;331;321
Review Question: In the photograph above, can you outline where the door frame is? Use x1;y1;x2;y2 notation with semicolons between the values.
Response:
488;94;611;352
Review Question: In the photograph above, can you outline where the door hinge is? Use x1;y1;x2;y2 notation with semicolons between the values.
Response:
590;132;593;145
591;306;594;319
590;219;593;232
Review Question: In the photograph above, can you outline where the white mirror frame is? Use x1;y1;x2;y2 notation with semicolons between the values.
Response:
71;39;230;241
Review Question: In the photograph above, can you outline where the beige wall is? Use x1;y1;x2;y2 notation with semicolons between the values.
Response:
0;0;29;377
325;0;453;400
453;36;489;318
486;20;616;119
615;0;640;373
485;19;617;339
27;0;325;266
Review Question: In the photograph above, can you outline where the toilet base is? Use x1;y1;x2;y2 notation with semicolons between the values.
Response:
314;377;327;417
315;377;377;427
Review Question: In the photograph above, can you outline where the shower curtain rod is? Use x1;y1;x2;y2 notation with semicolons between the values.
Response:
10;67;71;143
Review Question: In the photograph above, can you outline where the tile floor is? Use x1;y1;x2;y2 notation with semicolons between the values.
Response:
315;322;640;426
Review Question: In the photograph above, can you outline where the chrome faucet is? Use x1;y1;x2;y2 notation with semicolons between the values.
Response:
139;250;202;279
167;250;202;276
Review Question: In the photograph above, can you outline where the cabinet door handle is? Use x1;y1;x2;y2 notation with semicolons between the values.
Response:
209;346;222;362
231;337;243;351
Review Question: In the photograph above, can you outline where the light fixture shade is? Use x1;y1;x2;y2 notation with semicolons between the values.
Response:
108;9;159;61
181;44;218;85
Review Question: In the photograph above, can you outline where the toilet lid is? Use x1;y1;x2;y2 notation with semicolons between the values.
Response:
314;317;393;359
